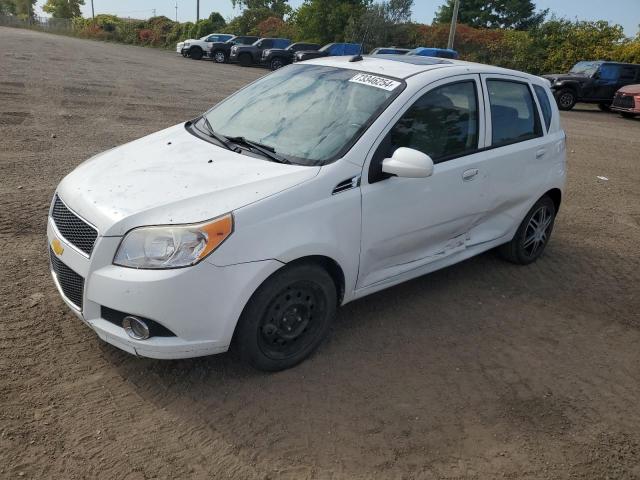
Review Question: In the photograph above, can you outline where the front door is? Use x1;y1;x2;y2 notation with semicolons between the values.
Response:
358;75;493;288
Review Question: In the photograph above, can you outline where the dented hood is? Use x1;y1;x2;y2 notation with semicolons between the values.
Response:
56;123;320;236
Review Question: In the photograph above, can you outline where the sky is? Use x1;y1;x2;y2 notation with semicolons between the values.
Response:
35;0;640;37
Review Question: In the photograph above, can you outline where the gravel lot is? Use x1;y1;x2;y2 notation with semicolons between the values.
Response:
1;27;639;480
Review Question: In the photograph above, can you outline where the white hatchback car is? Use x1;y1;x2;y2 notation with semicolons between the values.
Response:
48;55;566;370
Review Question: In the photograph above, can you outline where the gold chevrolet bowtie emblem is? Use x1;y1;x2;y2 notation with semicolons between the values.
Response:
51;238;64;256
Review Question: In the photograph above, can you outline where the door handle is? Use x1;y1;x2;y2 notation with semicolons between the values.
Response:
462;168;479;181
536;149;547;158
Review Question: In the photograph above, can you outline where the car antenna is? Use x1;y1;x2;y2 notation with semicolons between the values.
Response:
349;22;369;62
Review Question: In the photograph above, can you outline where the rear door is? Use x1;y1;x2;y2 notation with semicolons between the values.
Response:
477;74;548;240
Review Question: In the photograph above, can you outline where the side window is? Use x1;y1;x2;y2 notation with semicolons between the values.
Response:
329;44;343;55
389;81;480;162
533;84;552;132
598;64;621;81
260;40;273;49
620;66;636;81
345;44;360;55
487;80;541;147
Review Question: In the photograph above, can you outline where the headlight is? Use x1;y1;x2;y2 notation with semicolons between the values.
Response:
113;214;233;269
263;49;271;57
184;42;190;47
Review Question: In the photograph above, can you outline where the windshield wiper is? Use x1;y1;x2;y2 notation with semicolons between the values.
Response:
225;136;291;164
200;116;238;152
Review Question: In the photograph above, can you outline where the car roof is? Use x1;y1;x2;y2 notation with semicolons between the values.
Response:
301;54;541;81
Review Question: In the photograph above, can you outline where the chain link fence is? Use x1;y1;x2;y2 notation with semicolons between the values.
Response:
0;15;74;34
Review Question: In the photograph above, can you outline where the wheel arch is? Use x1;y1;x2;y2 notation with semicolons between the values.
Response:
545;188;562;213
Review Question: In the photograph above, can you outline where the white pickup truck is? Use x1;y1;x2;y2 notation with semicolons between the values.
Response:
177;33;233;60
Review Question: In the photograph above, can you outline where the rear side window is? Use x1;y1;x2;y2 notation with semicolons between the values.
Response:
344;44;361;55
487;80;541;147
389;81;479;162
620;66;637;81
533;84;552;131
274;39;290;49
329;44;344;55
599;64;621;81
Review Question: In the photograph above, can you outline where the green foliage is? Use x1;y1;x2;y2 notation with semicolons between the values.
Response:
435;0;547;30
0;0;36;18
295;0;369;44
43;0;84;19
230;0;291;18
345;0;414;49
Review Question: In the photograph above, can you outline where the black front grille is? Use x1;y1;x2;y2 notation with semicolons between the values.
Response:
50;248;84;309
51;195;98;256
613;93;635;109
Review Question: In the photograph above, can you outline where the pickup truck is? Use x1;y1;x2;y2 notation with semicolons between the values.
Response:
177;33;234;60
209;35;260;64
261;42;321;70
294;43;361;62
543;61;640;111
230;38;292;66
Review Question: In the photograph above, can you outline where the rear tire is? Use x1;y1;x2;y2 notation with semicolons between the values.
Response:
555;89;576;111
235;262;337;371
190;47;203;60
239;53;253;67
621;112;637;119
498;196;556;265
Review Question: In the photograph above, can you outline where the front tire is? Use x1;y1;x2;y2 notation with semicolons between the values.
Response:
498;196;556;265
189;47;203;60
212;50;227;63
270;57;285;70
598;102;611;112
235;263;337;371
556;89;576;111
238;53;253;67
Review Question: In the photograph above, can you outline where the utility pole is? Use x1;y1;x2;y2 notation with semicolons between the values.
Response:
152;8;156;16
91;0;95;19
196;0;200;22
175;1;178;22
447;0;461;50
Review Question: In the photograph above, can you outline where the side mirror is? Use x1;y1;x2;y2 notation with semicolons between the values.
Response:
382;147;434;178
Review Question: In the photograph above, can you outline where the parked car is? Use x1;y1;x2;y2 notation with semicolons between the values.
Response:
208;35;259;64
370;47;410;55
261;42;321;70
48;55;565;371
611;84;640;118
177;33;234;60
230;38;291;66
294;43;362;62
407;47;459;59
544;61;640;111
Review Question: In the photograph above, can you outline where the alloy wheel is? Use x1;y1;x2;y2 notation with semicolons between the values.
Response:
522;205;554;257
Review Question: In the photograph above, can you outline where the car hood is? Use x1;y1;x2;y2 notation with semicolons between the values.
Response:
543;73;590;83
618;84;640;94
56;123;320;236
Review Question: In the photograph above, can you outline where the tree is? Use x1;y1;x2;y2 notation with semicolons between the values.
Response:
42;0;85;18
295;0;370;44
230;0;291;18
0;0;36;18
434;0;547;30
346;0;414;50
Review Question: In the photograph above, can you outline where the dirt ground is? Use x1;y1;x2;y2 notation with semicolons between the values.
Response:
1;27;639;480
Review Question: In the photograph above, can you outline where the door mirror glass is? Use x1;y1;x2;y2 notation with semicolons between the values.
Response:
382;148;434;178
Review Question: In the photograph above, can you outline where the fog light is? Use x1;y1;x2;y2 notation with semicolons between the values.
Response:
122;316;150;340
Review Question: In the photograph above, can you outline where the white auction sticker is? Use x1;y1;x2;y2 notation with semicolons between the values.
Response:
349;73;401;91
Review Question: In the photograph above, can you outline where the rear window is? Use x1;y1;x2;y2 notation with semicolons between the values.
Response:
487;80;542;147
533;84;552;131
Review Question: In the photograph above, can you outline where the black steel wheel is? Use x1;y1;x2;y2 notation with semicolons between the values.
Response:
239;53;253;67
235;262;337;371
556;89;576;111
190;47;203;60
498;196;556;265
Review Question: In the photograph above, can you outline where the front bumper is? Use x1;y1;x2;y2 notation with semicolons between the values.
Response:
47;216;283;359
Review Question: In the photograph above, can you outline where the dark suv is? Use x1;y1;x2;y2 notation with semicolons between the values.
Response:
544;61;640;111
208;36;259;64
261;42;321;70
294;43;362;62
230;38;291;67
